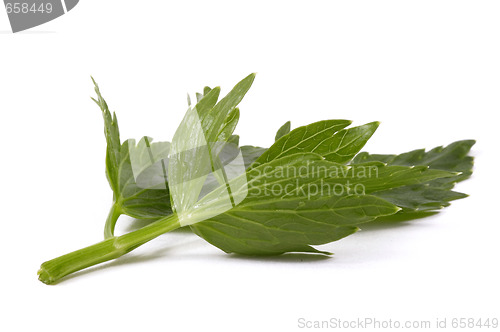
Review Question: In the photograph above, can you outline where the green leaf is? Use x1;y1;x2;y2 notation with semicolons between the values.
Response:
91;77;121;194
168;75;255;225
194;87;220;121
325;121;380;164
275;121;291;141
190;150;456;255
101;137;173;238
216;107;240;143
199;73;255;143
168;107;212;217
115;139;172;219
352;140;475;182
190;154;397;255
253;120;379;167
92;79;172;238
240;145;267;168
193;86;213;105
240;121;297;169
352;140;475;212
371;184;468;211
334;162;458;194
253;120;350;166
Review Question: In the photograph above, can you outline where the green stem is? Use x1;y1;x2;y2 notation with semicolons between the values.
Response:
104;202;122;239
38;214;180;284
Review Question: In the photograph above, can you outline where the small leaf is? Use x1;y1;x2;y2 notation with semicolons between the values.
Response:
91;77;121;194
168;75;255;225
92;79;172;238
116;139;172;219
200;73;255;143
253;119;352;167
372;184;468;211
240;145;267;168
352;140;475;212
322;121;379;164
275;121;291;141
168;107;212;217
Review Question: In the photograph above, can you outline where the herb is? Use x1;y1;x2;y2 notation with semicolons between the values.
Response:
37;74;474;284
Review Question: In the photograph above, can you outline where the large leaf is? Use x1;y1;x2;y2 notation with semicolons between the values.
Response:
190;152;456;255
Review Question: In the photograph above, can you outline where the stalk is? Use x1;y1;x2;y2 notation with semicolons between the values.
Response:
103;202;122;239
38;214;180;284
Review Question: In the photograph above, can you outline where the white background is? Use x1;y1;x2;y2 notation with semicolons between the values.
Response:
1;1;499;331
